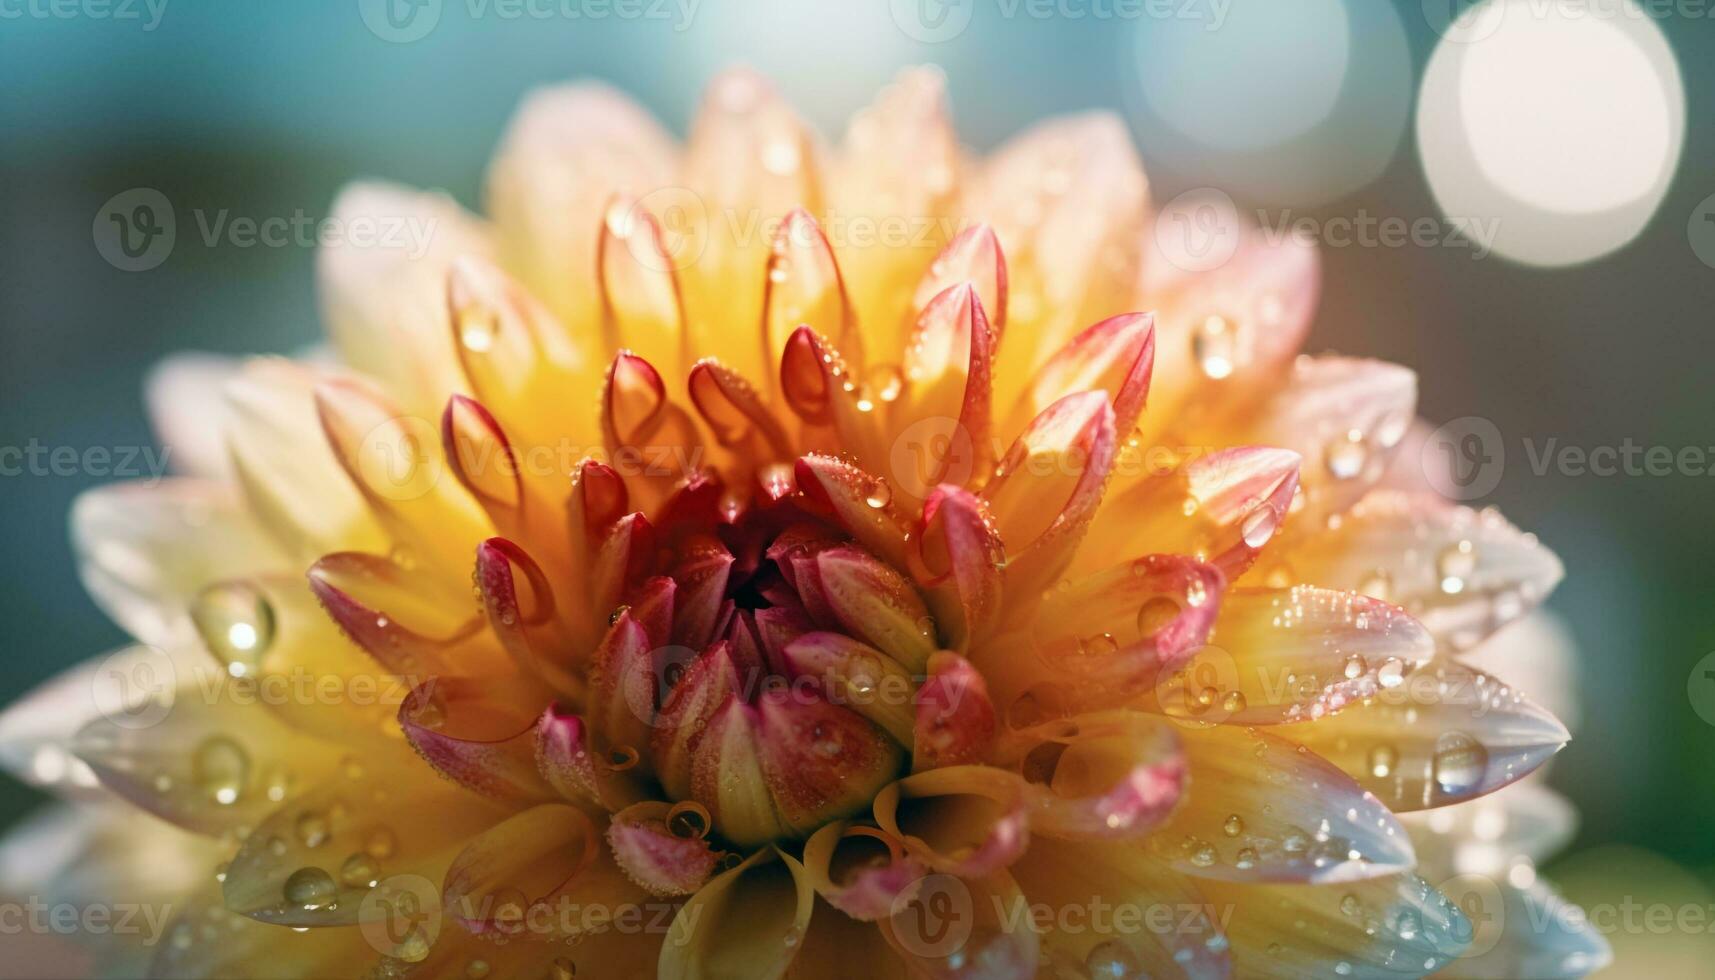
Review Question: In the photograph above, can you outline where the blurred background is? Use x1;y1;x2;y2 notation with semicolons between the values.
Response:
2;0;1712;972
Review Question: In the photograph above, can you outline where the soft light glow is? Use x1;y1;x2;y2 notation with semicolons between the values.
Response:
1418;0;1684;266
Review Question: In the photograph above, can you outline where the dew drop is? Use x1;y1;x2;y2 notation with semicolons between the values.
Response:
1432;732;1488;795
1367;744;1398;779
466;960;491;979
1084;939;1144;978
295;810;330;848
1376;659;1406;690
1324;431;1368;480
870;364;905;403
282;867;337;910
1437;540;1477;595
1340;893;1361;918
1193;314;1239;380
1359;569;1393;602
1222;814;1244;837
457;308;498;354
549;956;577;980
1078;632;1119;657
1235;847;1259;870
864;479;893;509
1220;691;1247;714
191;582;276;676
1136;596;1181;638
192;736;249;806
1343;654;1368;680
339;853;379;889
1240;506;1280;550
364;828;398;860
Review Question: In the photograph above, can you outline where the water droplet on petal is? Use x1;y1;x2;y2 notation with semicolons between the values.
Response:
1193;314;1239;380
1241;506;1280;549
192;736;249;806
1437;540;1477;594
282;867;337;910
1432;732;1488;795
339;853;379;888
1367;744;1398;778
191;582;276;676
1084;939;1144;978
1325;431;1368;480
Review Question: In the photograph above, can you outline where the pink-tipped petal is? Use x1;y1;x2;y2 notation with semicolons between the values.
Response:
913;652;997;772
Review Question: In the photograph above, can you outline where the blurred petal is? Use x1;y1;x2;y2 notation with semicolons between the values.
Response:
398;674;553;802
801;821;925;922
145;352;240;480
1006;710;1186;841
658;847;815;980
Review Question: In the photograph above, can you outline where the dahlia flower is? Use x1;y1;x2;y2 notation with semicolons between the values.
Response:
0;68;1611;979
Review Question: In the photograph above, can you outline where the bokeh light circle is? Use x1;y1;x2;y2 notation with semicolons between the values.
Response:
1417;0;1685;267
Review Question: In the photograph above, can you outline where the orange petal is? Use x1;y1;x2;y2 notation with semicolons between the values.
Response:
780;327;887;469
764;208;860;376
1005;710;1186;841
814;546;938;674
657;847;815;980
781;632;917;747
754;687;906;839
801;821;926;922
794;454;912;570
473;538;583;697
913;224;1007;351
872;765;1029;878
442;803;644;941
1080;445;1302;582
1009;311;1154;446
895;283;995;501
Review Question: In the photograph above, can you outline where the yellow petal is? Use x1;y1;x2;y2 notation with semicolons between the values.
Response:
659;847;815;980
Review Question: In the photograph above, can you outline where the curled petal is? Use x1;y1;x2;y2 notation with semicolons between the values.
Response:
754;687;906;840
1144;586;1436;725
442;803;644;940
781;632;917;746
913;224;1007;349
474;538;582;697
913;652;997;772
1199;874;1470;978
1082;445;1302;583
1024;554;1224;705
484;81;676;337
1144;725;1415;884
802;821;927;922
399;675;553;802
599;193;688;377
911;486;1006;652
600;351;704;512
1007;710;1186;841
1268;490;1564;653
1010;311;1154;445
658;847;815;980
314;377;491;578
652;642;743;800
1276;660;1570;811
309;551;490;677
317;182;491;416
606;800;718;897
780;328;886;468
981;391;1117;602
815;545;938;673
535;705;648;812
896;283;995;500
764;208;859;374
873;765;1029;878
688;357;793;471
794;454;912;570
1009;837;1231;978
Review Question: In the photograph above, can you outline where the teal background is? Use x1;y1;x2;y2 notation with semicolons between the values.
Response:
2;1;1714;970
